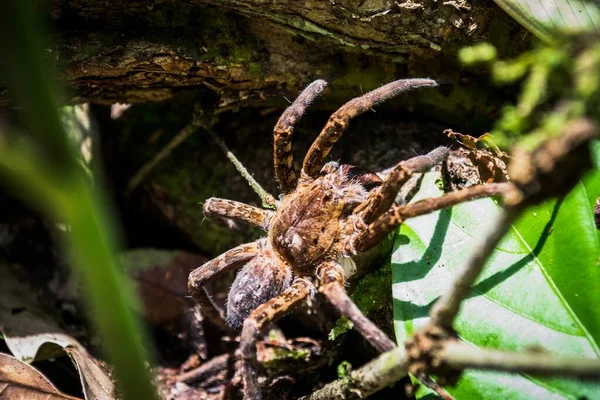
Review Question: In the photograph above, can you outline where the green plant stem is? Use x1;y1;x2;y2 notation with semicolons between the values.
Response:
0;146;158;400
0;2;158;398
206;128;278;208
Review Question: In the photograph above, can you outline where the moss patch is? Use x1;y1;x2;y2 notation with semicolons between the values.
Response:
350;262;392;316
328;316;354;341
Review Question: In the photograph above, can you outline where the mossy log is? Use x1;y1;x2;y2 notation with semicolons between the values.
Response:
34;1;531;125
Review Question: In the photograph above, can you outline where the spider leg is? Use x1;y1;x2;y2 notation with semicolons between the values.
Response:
241;279;311;399
353;147;449;225
348;183;513;254
318;261;396;352
188;239;265;330
302;78;438;180
204;197;274;230
274;80;328;193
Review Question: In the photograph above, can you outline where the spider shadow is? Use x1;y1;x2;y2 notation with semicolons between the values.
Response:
392;197;562;322
392;205;453;322
470;198;561;297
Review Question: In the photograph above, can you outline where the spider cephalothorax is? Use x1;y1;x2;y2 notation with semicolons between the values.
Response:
225;162;382;328
188;78;504;399
271;163;371;270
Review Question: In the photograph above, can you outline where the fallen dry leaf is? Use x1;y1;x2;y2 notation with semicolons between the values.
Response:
121;248;207;325
0;266;115;400
0;352;82;400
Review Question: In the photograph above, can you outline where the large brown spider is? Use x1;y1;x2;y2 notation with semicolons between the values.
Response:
188;78;505;398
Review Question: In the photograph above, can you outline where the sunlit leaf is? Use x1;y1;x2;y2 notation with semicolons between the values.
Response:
493;0;600;43
392;172;600;398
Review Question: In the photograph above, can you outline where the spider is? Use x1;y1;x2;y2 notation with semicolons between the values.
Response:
188;78;507;399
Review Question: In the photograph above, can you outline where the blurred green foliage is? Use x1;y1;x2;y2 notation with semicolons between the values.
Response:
0;2;158;399
460;35;600;151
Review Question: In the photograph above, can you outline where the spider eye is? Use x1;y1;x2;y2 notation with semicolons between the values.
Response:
340;164;382;191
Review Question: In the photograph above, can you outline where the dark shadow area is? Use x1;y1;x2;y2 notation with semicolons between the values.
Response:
394;207;454;282
471;198;562;296
392;202;453;322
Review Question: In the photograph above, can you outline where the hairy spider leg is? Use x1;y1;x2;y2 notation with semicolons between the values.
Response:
188;240;265;330
301;78;439;180
273;80;328;193
354;147;450;225
349;183;513;254
318;261;396;352
204;197;274;230
241;280;311;399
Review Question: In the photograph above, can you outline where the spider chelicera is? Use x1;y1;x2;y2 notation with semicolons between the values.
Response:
188;78;507;399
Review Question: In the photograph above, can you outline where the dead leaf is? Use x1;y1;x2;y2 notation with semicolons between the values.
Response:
121;249;207;325
0;267;115;400
0;352;82;400
443;129;510;183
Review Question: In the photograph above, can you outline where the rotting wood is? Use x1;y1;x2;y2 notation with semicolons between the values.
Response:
15;0;531;122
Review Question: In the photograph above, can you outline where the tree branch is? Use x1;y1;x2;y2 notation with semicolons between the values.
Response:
298;347;408;400
302;339;600;400
124;120;200;196
440;341;600;380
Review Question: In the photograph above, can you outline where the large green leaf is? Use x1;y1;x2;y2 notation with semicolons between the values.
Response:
392;172;600;398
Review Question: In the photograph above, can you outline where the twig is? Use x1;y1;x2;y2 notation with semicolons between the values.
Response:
414;374;455;400
302;338;600;400
440;341;600;380
206;128;278;209
178;351;240;385
299;347;408;400
429;206;520;328
124;120;200;196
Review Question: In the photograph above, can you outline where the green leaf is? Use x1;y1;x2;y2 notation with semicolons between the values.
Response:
392;172;600;398
493;0;600;43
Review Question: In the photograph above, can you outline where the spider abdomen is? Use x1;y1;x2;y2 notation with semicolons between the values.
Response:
226;253;293;329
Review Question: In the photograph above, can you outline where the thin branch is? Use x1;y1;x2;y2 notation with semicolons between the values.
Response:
177;351;240;385
429;206;520;328
299;347;408;400
440;341;600;380
301;339;600;400
124;120;199;196
206;128;278;209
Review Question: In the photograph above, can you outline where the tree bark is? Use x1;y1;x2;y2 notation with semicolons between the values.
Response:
38;0;529;122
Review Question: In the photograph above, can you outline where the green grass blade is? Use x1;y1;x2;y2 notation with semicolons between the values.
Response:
0;2;158;399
